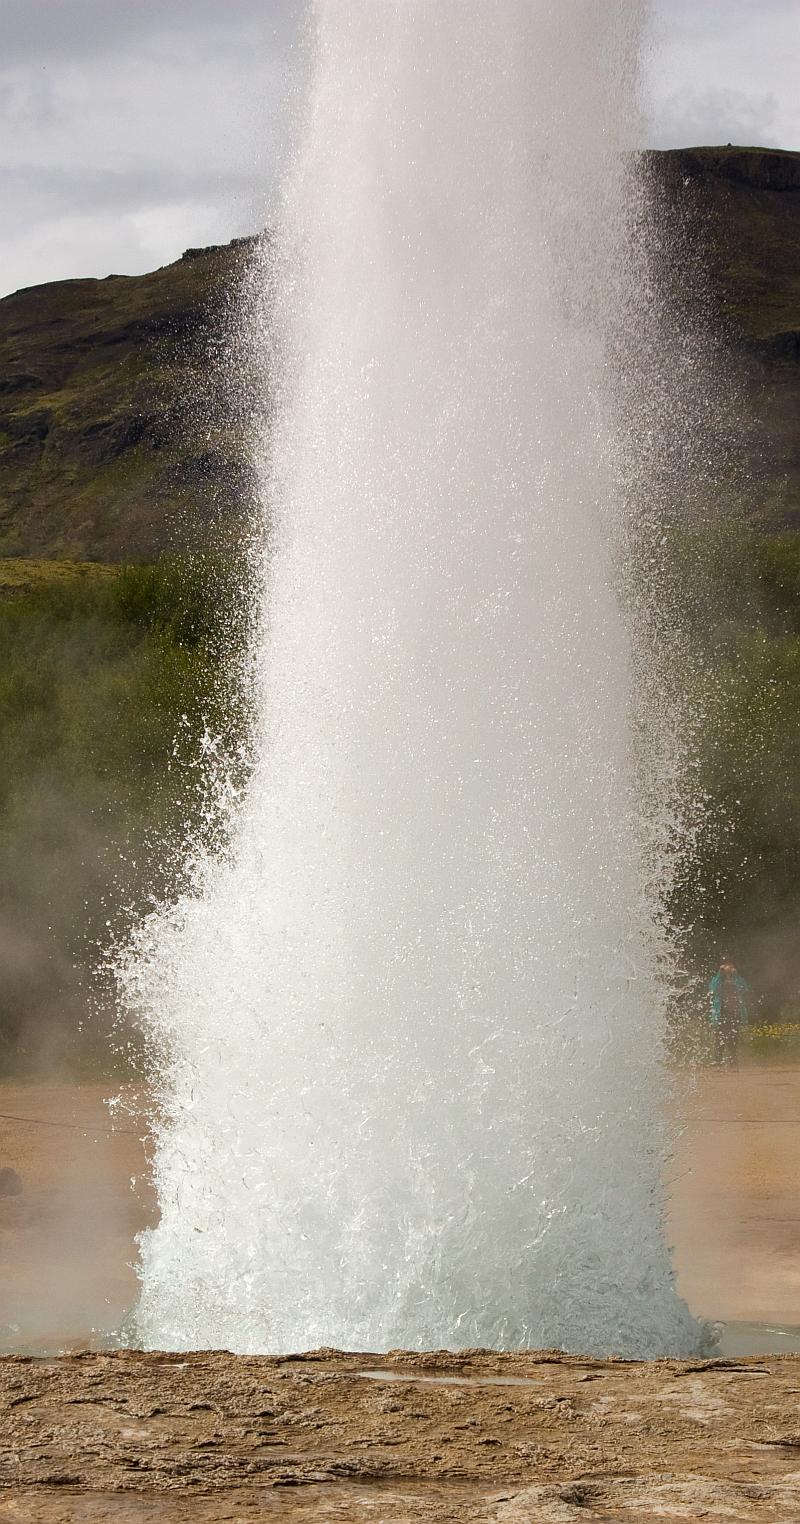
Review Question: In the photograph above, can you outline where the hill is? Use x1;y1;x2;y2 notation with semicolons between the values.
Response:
0;147;798;562
0;238;257;562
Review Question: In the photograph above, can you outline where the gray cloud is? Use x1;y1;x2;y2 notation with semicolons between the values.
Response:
651;87;782;151
0;0;299;64
644;0;800;151
0;72;60;131
3;163;260;228
0;1;797;298
0;2;299;294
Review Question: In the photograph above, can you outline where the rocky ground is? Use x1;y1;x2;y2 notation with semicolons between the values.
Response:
3;1347;800;1521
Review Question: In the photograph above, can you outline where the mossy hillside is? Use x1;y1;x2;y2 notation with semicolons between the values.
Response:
0;240;258;562
670;146;800;342
0;556;115;597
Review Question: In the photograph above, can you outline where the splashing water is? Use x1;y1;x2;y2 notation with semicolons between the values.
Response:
120;1;706;1357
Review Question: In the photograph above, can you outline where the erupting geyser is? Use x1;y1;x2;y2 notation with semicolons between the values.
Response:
120;1;706;1356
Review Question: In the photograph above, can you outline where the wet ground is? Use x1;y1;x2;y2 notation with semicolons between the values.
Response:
4;1346;800;1521
3;1069;800;1519
3;1067;800;1354
669;1066;800;1328
0;1083;152;1352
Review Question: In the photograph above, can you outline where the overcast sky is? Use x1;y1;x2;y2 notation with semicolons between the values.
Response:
0;0;798;299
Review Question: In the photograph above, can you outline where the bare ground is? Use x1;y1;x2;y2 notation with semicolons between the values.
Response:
4;1347;800;1521
668;1066;800;1325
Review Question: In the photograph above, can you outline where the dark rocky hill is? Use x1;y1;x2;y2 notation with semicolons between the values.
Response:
0;146;798;561
652;145;800;528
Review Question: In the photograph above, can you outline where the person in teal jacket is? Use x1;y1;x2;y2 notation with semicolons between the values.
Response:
708;959;749;1067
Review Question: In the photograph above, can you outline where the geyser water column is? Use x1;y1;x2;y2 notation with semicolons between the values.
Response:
121;1;705;1356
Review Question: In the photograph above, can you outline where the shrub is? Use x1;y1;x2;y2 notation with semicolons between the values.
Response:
743;1023;800;1060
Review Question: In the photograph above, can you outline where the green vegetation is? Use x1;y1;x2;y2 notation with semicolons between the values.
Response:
0;555;253;1076
5;525;800;1076
744;1023;800;1061
666;529;800;1035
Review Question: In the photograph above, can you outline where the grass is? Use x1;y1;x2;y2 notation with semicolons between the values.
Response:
0;557;115;594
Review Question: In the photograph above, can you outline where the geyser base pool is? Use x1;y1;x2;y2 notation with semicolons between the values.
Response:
119;1;706;1357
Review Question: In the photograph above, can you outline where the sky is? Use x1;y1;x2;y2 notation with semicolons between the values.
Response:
0;0;798;299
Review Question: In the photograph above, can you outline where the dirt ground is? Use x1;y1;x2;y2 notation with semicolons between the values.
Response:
4;1347;800;1521
2;1068;800;1520
668;1065;800;1327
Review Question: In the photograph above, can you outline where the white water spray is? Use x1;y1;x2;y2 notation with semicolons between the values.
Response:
122;1;705;1357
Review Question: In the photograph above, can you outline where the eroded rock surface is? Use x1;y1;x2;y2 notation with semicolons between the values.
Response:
2;1348;800;1520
